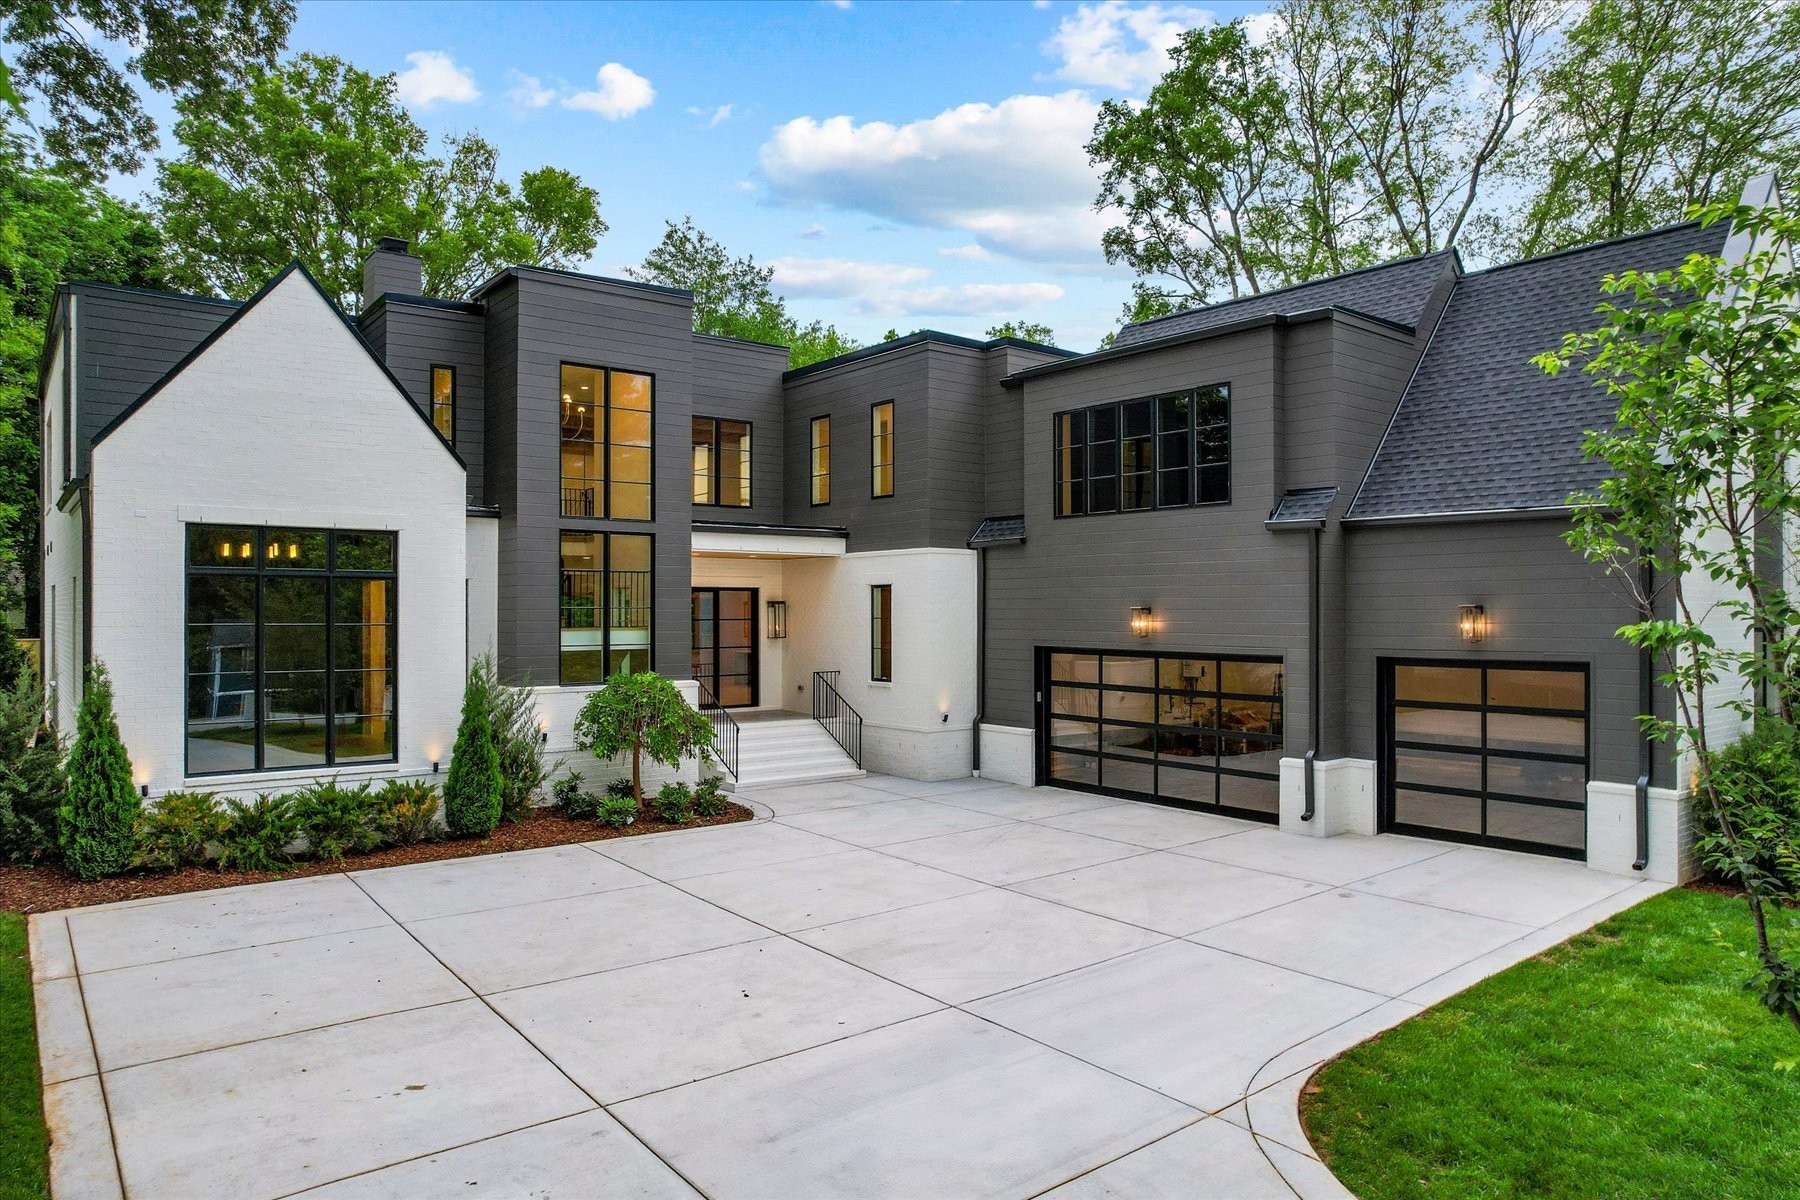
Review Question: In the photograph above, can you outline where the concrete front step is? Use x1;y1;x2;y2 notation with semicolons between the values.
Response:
724;715;862;788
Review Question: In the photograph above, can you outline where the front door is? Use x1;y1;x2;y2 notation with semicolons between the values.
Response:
691;587;758;708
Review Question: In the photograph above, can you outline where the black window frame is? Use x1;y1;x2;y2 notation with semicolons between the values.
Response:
870;584;892;682
810;414;830;507
558;530;656;686
429;364;455;442
559;361;656;521
690;415;753;508
1053;384;1231;518
871;400;895;499
184;524;399;778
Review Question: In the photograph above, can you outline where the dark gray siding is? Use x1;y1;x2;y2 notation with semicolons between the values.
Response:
924;344;988;546
377;301;486;504
485;271;696;686
70;287;238;480
691;335;790;526
1343;518;1667;788
980;344;1071;518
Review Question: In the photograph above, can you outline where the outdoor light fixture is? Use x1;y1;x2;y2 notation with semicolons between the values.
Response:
432;760;440;774
1130;606;1154;639
139;784;149;798
1458;603;1487;644
767;599;788;639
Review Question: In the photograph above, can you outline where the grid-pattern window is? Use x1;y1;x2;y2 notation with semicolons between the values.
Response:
811;416;830;506
185;525;396;776
691;417;751;507
870;584;892;681
1042;650;1282;820
1054;385;1229;517
560;364;653;520
871;401;895;497
430;366;454;440
560;532;654;685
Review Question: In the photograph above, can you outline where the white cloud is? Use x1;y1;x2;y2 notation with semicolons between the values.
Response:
759;91;1115;266
565;62;656;119
1045;1;1212;92
504;70;556;110
395;50;481;110
770;256;931;299
827;0;853;8
857;281;1066;318
687;103;734;127
939;244;994;260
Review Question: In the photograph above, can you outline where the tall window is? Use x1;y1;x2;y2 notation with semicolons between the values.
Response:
691;416;751;507
186;525;396;775
430;365;455;440
560;532;653;684
870;584;892;681
560;364;653;520
810;415;830;506
1055;385;1230;517
871;400;895;497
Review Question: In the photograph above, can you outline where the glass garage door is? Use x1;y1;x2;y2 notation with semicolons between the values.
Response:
1381;660;1589;858
1039;649;1284;822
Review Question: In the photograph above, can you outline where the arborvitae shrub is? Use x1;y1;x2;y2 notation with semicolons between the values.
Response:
57;663;139;880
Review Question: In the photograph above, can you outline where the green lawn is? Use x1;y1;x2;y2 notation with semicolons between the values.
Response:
0;913;49;1199
1304;887;1800;1200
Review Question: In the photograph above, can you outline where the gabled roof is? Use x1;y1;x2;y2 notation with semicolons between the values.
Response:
1112;251;1458;349
1347;221;1725;522
89;261;465;469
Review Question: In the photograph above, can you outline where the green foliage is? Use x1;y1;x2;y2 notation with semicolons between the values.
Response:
374;779;441;846
155;52;606;309
984;320;1055;345
573;672;714;805
604;777;635;800
477;655;550;823
0;0;295;183
443;659;503;837
649;781;694;825
693;777;728;818
549;772;596;819
0;668;61;864
289;778;384;860
1;911;51;1198
597;792;638;829
1695;722;1800;899
214;793;297;873
132;790;223;871
56;662;137;880
625;216;858;368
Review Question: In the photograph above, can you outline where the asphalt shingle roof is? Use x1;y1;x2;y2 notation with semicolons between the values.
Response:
1266;487;1339;527
968;515;1027;547
1348;221;1725;521
1112;251;1457;348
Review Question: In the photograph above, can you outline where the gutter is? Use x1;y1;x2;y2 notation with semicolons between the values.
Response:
1304;524;1322;821
1634;561;1654;871
972;545;987;775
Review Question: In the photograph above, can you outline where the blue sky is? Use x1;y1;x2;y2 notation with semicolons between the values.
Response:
159;0;1268;350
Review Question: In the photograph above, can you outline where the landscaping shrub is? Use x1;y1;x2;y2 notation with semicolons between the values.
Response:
550;773;599;819
376;779;442;845
290;779;385;860
1696;720;1800;898
650;781;694;825
573;672;714;805
0;669;64;864
443;660;504;837
605;777;635;800
215;794;299;872
598;792;638;828
693;777;728;817
57;662;139;880
479;655;553;823
133;791;224;870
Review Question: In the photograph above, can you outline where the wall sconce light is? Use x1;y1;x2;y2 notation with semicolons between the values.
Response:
1129;606;1154;639
1458;604;1487;644
139;783;149;798
432;760;441;774
766;599;788;640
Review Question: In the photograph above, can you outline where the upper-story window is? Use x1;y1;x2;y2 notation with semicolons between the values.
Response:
561;363;653;520
691;417;751;507
1054;385;1229;518
871;400;895;498
810;415;830;506
430;365;455;440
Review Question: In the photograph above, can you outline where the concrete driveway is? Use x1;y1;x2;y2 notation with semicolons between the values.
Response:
31;775;1664;1199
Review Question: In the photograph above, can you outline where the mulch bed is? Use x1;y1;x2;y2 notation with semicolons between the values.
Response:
0;802;754;915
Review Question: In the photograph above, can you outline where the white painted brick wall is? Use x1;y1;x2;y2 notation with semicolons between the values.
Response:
691;555;790;713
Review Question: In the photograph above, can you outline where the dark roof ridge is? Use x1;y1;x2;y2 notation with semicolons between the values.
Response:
61;279;242;308
472;263;694;301
1463;219;1708;279
784;329;1072;381
1121;248;1460;336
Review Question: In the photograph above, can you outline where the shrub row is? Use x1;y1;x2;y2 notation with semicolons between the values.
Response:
552;774;729;829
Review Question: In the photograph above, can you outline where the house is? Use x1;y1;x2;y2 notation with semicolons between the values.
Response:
39;192;1763;885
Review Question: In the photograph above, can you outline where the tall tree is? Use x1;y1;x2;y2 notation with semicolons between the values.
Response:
985;320;1056;344
0;0;293;183
627;216;860;369
1505;0;1800;257
155;53;606;309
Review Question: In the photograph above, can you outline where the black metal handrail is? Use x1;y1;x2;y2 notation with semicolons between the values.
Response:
695;678;739;781
811;670;863;768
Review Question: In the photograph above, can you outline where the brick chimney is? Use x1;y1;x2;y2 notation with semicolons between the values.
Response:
361;236;423;308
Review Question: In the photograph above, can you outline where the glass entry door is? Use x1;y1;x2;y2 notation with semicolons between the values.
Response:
691;588;758;708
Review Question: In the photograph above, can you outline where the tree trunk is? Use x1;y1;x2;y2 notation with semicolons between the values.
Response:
632;742;642;806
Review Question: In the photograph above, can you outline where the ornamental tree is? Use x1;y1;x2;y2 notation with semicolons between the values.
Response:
573;671;714;806
1535;197;1800;1032
442;658;503;837
58;661;138;879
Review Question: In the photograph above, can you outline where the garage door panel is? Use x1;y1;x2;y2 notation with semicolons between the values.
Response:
1394;788;1482;834
1487;798;1585;850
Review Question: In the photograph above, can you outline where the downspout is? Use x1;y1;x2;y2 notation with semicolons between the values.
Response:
1303;524;1321;821
971;544;986;775
1633;560;1653;871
